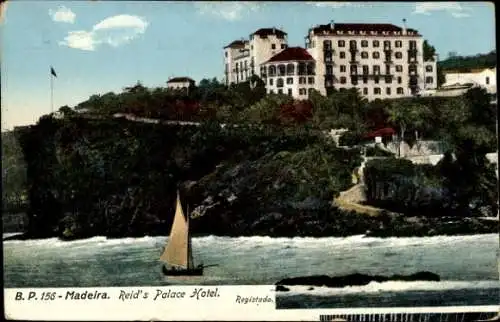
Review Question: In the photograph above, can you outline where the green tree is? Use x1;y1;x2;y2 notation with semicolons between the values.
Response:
423;40;437;61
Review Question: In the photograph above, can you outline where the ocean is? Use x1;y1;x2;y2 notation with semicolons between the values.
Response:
3;233;499;309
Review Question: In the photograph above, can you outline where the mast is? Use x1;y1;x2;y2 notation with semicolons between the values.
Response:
187;204;194;269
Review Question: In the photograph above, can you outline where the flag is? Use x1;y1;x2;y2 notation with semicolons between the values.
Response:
50;67;57;78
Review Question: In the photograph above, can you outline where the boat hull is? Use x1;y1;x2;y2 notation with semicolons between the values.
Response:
162;265;203;276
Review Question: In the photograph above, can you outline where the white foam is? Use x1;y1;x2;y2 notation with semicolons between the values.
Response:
279;280;500;296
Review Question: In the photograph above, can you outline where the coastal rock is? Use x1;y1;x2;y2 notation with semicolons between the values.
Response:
275;272;440;289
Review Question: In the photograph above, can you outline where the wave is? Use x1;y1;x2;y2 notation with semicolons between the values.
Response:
278;280;500;296
4;233;497;249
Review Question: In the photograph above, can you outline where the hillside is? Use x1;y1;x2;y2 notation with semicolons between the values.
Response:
438;50;496;72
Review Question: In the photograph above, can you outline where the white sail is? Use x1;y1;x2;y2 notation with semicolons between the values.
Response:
160;192;190;268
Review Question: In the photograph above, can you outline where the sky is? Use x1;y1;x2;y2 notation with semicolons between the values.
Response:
1;1;496;131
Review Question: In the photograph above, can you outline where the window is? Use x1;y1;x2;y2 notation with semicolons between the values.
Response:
395;40;402;48
361;40;368;47
326;65;333;75
349;40;357;48
351;78;358;85
385;65;391;75
278;89;283;94
272;44;276;49
277;78;284;87
269;89;274;94
396;65;403;72
340;76;347;84
324;52;332;62
225;52;228;57
363;88;368;95
287;64;295;75
409;40;417;49
340;65;346;72
362;65;368;74
323;40;332;49
269;78;274;85
374;77;380;84
386;87;391;95
340;51;346;59
361;51;369;59
395;52;403;59
286;77;293;85
350;65;357;75
281;44;286;49
372;51;380;59
299;77;306;84
397;87;404;94
288;88;293;96
373;40;379;47
278;64;286;76
397;76;402;84
426;65;433;72
308;77;315;84
338;40;345;47
299;88;306;95
486;77;490;85
373;65;380;74
385;76;392;84
383;40;390;49
426;76;434;84
374;87;381;95
308;88;314;95
269;65;276;76
363;77;368;84
251;45;253;50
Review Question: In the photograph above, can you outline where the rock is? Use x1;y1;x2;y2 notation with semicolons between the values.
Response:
275;272;440;288
275;285;290;292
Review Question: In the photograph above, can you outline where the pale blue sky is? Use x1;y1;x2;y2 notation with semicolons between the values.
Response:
1;1;496;130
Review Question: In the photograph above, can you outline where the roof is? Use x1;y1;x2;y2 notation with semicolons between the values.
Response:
364;127;396;138
443;68;496;74
224;40;248;49
167;77;195;83
311;23;419;35
264;47;314;64
252;28;287;38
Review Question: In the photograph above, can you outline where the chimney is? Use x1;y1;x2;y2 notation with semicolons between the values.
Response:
402;18;407;35
330;20;335;30
273;27;276;33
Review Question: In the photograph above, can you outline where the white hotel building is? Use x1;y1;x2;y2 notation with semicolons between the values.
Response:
224;22;438;100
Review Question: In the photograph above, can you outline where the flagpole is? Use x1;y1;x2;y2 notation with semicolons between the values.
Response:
50;72;54;114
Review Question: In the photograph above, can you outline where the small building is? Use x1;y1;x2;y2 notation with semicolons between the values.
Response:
261;47;316;99
167;77;196;90
443;68;496;94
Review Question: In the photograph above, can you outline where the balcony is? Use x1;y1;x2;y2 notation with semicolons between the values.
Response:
383;47;392;52
384;59;393;64
349;59;360;64
323;47;334;53
408;48;418;53
349;47;359;52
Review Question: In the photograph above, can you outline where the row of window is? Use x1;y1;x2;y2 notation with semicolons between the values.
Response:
268;77;315;86
263;63;316;76
270;43;287;50
336;51;408;59
366;87;405;95
269;88;315;95
332;75;433;84
325;40;417;49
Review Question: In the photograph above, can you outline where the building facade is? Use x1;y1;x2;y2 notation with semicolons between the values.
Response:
224;28;288;86
443;68;497;94
261;47;317;99
166;77;196;90
304;21;438;100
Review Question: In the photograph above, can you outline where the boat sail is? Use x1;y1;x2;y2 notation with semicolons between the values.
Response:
160;192;203;276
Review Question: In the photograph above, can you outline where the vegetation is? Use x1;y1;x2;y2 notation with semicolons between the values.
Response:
4;68;497;239
438;50;496;72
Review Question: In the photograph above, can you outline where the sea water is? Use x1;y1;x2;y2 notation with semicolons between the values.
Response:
3;233;499;308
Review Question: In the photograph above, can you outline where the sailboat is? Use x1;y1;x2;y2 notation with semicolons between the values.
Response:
160;191;204;276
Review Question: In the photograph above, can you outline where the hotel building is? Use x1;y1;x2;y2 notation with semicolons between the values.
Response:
224;28;288;86
224;21;438;100
304;21;438;100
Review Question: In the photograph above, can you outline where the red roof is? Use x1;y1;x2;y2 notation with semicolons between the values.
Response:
312;23;418;35
252;28;287;38
364;127;396;138
264;47;314;64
